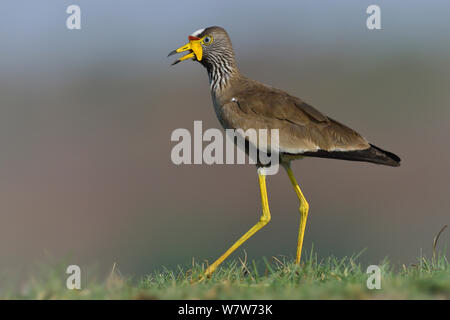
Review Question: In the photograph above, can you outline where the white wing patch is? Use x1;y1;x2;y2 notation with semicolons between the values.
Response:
191;28;205;37
280;146;364;154
280;146;320;154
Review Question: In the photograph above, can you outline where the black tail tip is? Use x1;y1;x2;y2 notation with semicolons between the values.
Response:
370;144;401;167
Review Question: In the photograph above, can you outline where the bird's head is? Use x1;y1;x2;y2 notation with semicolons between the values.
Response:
168;26;235;69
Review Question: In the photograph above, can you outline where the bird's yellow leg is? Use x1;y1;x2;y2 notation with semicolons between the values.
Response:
283;163;309;265
204;168;271;277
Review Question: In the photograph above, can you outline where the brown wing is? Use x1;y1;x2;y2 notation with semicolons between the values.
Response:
220;81;370;154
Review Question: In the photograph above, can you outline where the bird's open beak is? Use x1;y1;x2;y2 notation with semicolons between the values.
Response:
168;36;203;65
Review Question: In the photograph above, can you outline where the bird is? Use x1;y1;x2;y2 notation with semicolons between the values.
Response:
168;26;401;277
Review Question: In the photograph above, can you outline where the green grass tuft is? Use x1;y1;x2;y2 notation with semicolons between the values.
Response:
2;248;449;299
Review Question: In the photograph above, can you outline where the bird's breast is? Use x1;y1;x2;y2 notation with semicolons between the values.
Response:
210;92;228;129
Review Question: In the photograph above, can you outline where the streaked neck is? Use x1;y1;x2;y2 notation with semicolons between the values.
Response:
203;52;238;93
208;65;238;93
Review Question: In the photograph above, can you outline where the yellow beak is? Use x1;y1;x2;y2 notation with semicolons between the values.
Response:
168;38;203;65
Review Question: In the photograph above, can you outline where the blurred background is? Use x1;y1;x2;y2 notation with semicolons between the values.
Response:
0;0;449;283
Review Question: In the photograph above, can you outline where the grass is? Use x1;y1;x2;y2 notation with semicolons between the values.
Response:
2;247;449;299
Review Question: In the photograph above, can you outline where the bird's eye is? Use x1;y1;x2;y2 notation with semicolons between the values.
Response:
202;36;213;45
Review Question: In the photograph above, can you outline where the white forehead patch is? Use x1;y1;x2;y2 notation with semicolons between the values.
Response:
190;28;205;37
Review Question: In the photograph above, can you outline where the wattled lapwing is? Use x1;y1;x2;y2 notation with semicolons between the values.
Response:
168;26;400;277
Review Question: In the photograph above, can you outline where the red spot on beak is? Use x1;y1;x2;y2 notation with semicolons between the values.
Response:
188;36;200;41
